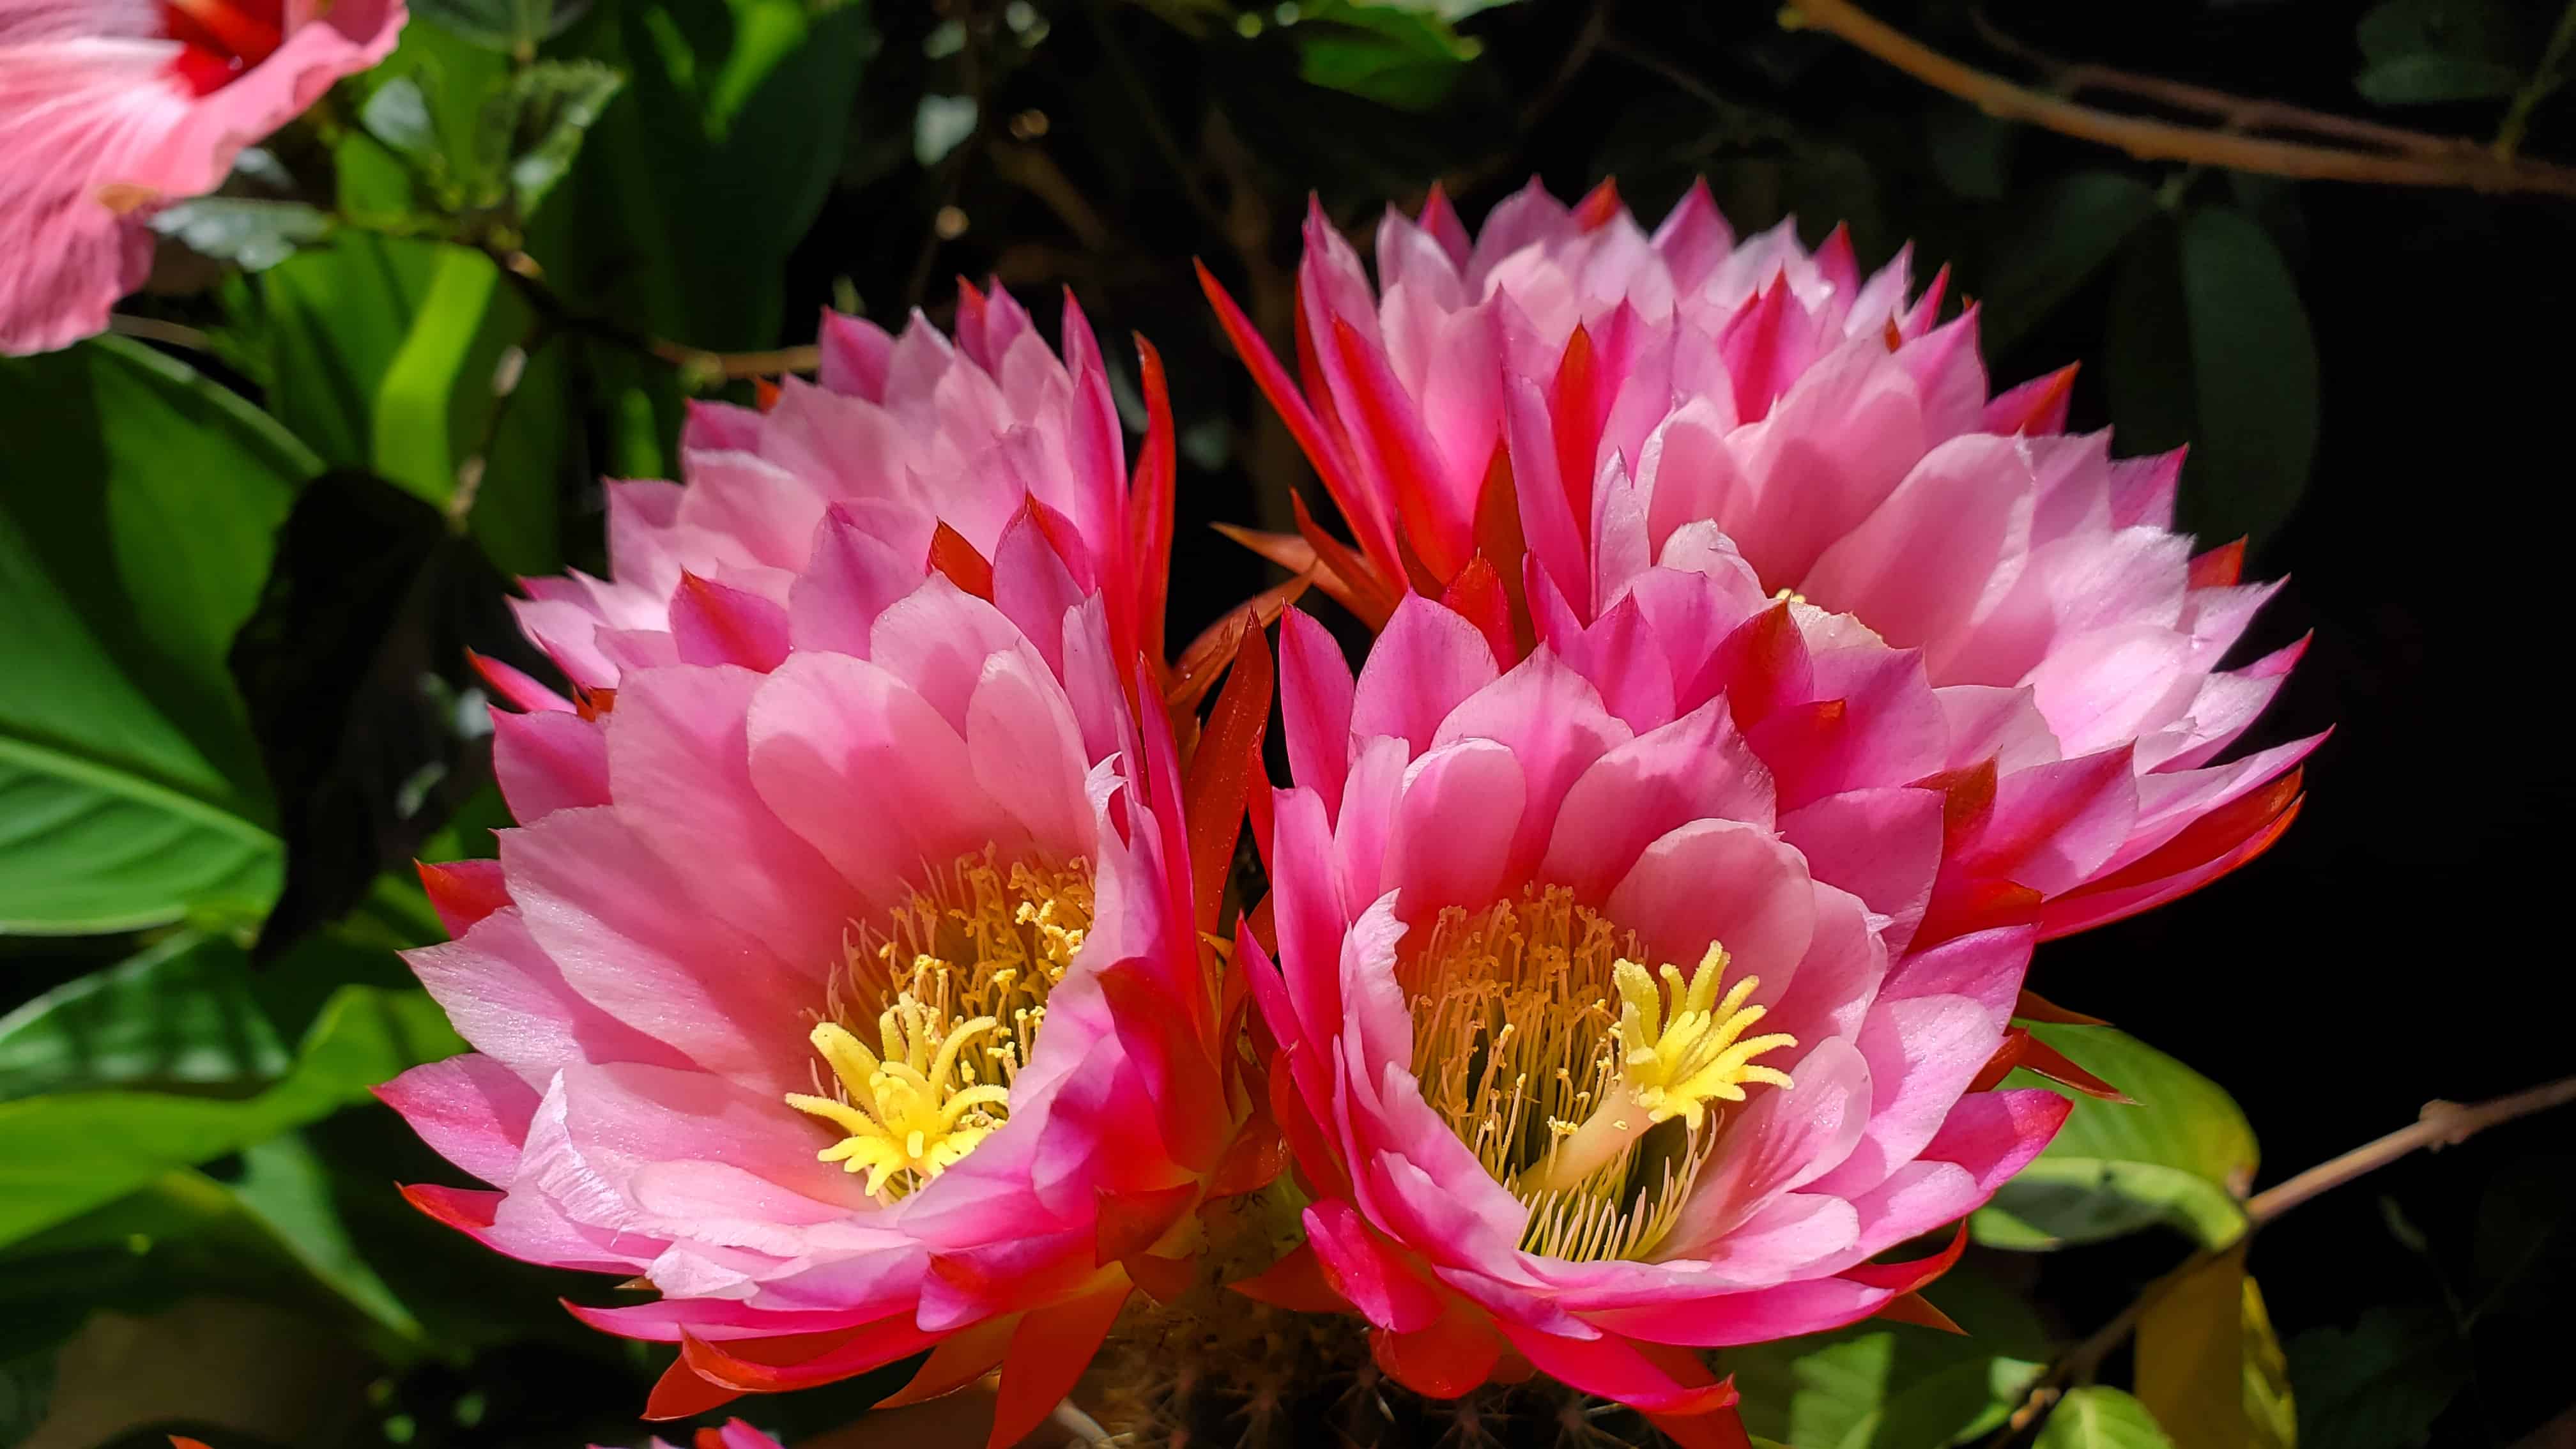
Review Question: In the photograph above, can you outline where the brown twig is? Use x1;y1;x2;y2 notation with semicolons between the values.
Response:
1995;1075;2576;1446
1780;0;2576;196
1966;10;2466;158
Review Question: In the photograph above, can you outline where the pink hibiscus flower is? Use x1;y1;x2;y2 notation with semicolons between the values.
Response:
1237;592;2073;1444
0;0;405;354
381;296;1275;1445
1204;178;2317;940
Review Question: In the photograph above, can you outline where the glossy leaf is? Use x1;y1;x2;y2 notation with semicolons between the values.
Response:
148;199;338;273
1979;172;2159;355
498;60;627;215
2135;1241;2297;1449
1729;1264;2049;1449
2285;1304;2470;1449
2037;1388;2179;1449
2107;209;2320;549
0;339;306;933
0;934;288;1102
0;984;463;1248
2354;0;2527;103
418;0;592;51
228;473;548;961
1975;1023;2258;1250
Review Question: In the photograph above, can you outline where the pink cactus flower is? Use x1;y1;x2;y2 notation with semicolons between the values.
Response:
0;0;406;355
1203;179;2317;941
381;296;1270;1446
1236;593;2073;1445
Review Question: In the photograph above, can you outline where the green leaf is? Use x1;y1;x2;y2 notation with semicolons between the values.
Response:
544;0;876;348
226;1133;422;1343
417;0;592;52
1293;0;1487;111
1730;1265;2050;1449
2135;1241;2297;1449
244;238;548;537
2355;52;2522;103
362;76;443;162
148;199;339;272
1974;1023;2258;1250
2286;1304;2471;1449
2105;208;2320;549
2354;0;2528;104
0;338;308;933
498;60;627;216
1978;172;2159;355
0;984;463;1247
2037;1388;2178;1449
227;473;544;961
0;933;289;1101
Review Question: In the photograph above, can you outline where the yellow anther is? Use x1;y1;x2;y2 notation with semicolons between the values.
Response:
1407;889;1799;1262
786;850;1093;1203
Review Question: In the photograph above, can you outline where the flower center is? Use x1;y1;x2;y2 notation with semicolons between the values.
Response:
785;850;1093;1202
1406;888;1795;1262
162;0;285;95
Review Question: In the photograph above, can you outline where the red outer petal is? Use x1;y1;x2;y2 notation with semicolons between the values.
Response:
417;858;509;936
1647;1402;1755;1449
1837;1222;1969;1292
1195;259;1389;572
1984;364;2078;435
1372;1292;1505;1399
646;1358;744;1420
928;522;995;601
2188;538;2248;588
988;1282;1131;1449
1876;1291;1967;1334
1124;1250;1198;1304
1130;334;1178;675
681;1317;942;1394
2016;1034;2137;1104
876;1314;1017;1409
1472;442;1535;655
1291;489;1399;627
1440;554;1517;664
1096;1181;1201;1268
2014;987;2110;1027
1232;1240;1354;1314
1572;176;1623;231
1183;616;1274;934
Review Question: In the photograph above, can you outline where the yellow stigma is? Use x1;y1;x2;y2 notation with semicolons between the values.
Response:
785;850;1092;1202
1408;889;1796;1262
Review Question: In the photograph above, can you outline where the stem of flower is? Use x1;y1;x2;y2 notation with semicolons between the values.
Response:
1777;0;2576;197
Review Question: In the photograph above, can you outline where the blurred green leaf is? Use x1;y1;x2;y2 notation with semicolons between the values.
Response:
546;0;875;348
226;1134;422;1344
1974;1023;2258;1250
228;473;544;962
1730;1262;2049;1449
418;0;592;52
0;1349;49;1449
495;61;628;216
2135;1242;2296;1449
1979;172;2158;355
148;199;339;273
244;236;555;569
2106;208;2319;549
2356;0;2526;104
1294;0;1485;111
2037;1388;2178;1449
2286;1303;2472;1449
1927;103;2016;201
362;76;443;162
0;984;462;1247
0;934;289;1102
0;339;308;933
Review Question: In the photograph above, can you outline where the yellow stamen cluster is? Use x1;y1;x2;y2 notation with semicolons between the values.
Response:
785;850;1093;1202
1407;888;1795;1262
